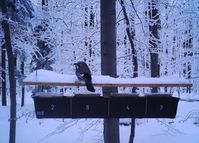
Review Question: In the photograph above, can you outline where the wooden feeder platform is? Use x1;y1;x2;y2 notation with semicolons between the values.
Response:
23;70;192;119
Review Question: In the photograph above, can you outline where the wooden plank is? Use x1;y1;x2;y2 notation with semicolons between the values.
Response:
23;70;192;87
23;81;192;87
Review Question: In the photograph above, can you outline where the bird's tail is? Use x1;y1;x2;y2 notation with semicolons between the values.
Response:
86;82;95;92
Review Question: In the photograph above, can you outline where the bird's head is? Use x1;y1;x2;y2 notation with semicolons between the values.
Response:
74;61;91;74
74;62;78;66
74;61;86;68
74;63;79;70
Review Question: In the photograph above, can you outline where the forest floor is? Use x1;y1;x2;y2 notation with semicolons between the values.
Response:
1;96;199;143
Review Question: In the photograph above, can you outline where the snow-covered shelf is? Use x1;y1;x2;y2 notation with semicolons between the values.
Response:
23;69;192;87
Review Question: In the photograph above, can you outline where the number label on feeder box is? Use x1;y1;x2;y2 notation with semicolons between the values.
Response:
126;105;131;111
36;111;44;116
85;105;90;111
51;104;55;110
159;104;164;110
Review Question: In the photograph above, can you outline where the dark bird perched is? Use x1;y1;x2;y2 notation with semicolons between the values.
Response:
74;61;95;92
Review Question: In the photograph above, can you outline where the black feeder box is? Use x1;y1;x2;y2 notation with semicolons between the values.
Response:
33;93;71;118
32;92;180;119
109;94;146;118
145;94;180;118
72;95;109;118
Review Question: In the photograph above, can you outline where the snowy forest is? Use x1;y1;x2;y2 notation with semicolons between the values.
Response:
0;0;199;143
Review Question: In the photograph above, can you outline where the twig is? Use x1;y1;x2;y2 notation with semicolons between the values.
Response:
38;119;79;143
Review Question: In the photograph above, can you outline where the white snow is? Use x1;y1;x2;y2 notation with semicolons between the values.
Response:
24;69;77;84
23;69;191;86
1;100;199;143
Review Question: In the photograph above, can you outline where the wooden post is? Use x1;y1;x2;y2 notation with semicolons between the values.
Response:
101;0;120;143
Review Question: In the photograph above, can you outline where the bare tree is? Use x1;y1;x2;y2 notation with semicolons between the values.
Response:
101;0;120;143
1;0;17;142
147;0;161;92
118;0;137;142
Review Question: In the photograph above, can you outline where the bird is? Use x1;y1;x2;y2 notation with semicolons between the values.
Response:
74;61;95;92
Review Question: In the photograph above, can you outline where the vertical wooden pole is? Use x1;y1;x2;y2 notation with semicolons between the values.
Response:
101;0;120;143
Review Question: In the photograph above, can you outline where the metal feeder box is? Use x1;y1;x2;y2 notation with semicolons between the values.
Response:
33;92;71;118
145;94;179;118
32;93;180;119
109;94;146;118
72;95;109;118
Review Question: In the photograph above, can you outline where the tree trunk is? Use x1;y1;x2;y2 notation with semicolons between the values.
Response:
150;53;159;92
21;61;25;107
101;0;120;143
1;44;7;106
1;0;17;143
119;0;138;142
148;0;160;92
2;19;17;143
129;118;135;143
42;0;48;7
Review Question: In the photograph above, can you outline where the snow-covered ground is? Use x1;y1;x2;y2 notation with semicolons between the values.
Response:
1;99;199;143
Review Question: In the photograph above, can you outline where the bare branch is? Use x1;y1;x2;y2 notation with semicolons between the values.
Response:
129;0;146;36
